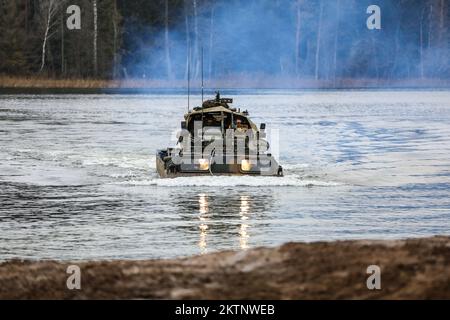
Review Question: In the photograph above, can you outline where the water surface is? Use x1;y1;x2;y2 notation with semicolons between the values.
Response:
1;90;449;260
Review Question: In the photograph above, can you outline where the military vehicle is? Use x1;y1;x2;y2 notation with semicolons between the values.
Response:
156;92;283;178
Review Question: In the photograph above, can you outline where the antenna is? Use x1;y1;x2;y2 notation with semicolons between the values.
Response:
201;46;204;141
187;46;190;112
201;46;204;104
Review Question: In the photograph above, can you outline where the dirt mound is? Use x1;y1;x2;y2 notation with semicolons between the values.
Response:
1;236;449;299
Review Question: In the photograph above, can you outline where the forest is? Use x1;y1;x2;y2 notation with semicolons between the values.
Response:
0;0;448;86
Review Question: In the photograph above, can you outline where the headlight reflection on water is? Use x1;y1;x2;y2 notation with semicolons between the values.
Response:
197;193;252;254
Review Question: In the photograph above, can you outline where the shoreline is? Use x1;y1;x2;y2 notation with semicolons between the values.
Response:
1;236;449;299
0;77;449;94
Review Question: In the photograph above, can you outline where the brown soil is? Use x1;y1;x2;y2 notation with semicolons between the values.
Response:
1;236;449;299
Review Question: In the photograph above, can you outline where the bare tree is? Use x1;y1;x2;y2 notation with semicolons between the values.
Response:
25;0;29;33
332;0;341;85
112;0;120;79
164;0;172;79
184;0;191;80
295;0;302;77
39;0;61;73
390;17;401;79
438;0;446;45
60;8;64;75
93;0;98;76
428;3;433;49
420;7;426;79
314;0;323;80
208;2;215;79
193;0;200;79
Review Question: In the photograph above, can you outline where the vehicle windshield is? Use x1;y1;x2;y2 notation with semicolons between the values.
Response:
188;112;250;134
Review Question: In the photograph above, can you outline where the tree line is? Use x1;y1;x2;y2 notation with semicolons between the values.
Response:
0;0;448;81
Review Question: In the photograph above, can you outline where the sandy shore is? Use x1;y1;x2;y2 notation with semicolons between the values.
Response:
1;236;449;299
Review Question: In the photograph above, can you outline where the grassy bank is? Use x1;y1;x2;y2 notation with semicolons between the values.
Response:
1;76;449;91
1;236;449;299
0;76;119;89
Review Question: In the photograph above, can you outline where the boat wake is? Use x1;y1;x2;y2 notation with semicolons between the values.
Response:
103;157;343;188
115;173;342;188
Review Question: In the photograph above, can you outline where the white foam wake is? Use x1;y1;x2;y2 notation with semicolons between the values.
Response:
281;163;310;170
116;174;341;188
81;156;155;170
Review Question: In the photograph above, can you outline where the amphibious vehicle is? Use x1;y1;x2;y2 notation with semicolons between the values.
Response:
156;92;283;178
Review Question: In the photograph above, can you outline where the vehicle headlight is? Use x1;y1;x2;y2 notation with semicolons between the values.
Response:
198;159;210;170
241;159;252;171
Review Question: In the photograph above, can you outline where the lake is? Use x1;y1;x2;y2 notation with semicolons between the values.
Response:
1;90;449;260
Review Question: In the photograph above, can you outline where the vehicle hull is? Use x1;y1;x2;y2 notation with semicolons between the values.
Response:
156;149;283;178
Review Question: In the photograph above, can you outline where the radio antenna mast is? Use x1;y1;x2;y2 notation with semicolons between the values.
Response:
201;46;204;104
201;46;204;141
187;46;190;112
